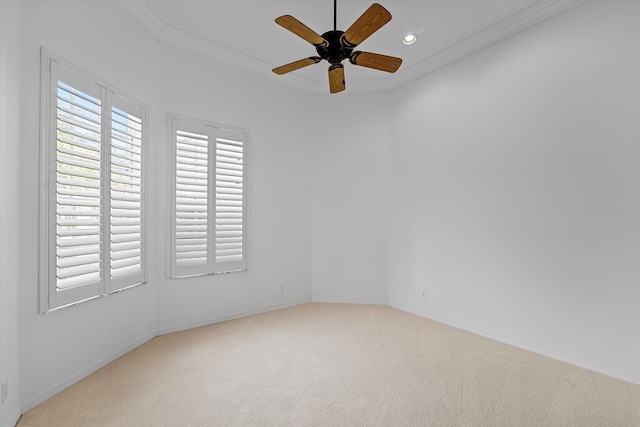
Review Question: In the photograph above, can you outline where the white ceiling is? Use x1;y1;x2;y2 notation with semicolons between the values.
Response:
118;0;584;94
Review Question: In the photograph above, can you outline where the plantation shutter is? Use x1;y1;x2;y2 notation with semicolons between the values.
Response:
50;62;104;307
214;130;246;273
172;119;212;277
42;52;147;312
108;95;145;292
170;117;247;278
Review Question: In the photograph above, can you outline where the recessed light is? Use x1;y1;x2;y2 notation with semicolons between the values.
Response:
402;34;417;46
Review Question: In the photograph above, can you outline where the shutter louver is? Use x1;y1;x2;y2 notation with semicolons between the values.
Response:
175;128;210;274
42;55;147;312
170;118;246;278
109;99;144;289
55;81;103;291
214;131;245;272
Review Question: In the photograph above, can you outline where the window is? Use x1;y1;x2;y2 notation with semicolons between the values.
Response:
169;115;247;278
40;51;147;312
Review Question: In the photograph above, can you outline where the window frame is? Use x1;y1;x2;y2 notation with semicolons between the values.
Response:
167;113;249;279
39;49;149;313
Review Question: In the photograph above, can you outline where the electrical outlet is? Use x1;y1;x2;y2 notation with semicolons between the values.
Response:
280;284;285;293
421;290;427;299
2;382;8;404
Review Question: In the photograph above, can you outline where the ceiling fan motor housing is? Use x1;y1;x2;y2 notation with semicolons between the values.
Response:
317;30;354;64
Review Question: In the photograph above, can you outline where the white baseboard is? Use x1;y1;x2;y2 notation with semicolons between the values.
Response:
2;407;21;427
389;301;640;385
20;333;156;413
156;297;312;336
311;297;388;305
20;299;312;415
20;297;636;421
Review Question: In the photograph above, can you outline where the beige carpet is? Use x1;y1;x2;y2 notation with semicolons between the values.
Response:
18;303;640;426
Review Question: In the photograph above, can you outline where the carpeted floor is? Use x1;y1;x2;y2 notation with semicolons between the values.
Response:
18;303;640;426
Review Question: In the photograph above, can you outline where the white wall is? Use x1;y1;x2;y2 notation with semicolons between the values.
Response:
388;0;640;383
4;0;639;422
311;93;390;304
12;0;317;413
154;46;314;333
16;0;160;412
1;2;24;425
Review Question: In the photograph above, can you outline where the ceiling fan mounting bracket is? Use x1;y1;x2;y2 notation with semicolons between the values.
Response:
316;30;354;65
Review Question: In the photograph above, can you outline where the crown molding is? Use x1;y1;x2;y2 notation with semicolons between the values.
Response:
161;25;327;94
116;0;164;40
116;0;323;93
388;0;585;91
118;0;585;95
158;25;271;78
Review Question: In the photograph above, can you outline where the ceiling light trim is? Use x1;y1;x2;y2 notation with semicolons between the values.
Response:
118;0;584;95
402;34;417;46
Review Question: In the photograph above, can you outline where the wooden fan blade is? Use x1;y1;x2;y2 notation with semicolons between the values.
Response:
342;3;392;48
275;15;328;47
349;51;402;73
328;64;345;94
273;57;322;75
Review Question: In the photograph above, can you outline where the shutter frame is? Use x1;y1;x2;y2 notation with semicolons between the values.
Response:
48;61;104;309
171;119;212;277
107;94;146;293
39;49;148;312
168;114;248;278
213;129;246;273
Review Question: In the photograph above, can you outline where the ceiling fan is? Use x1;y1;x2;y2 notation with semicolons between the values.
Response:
272;1;403;94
